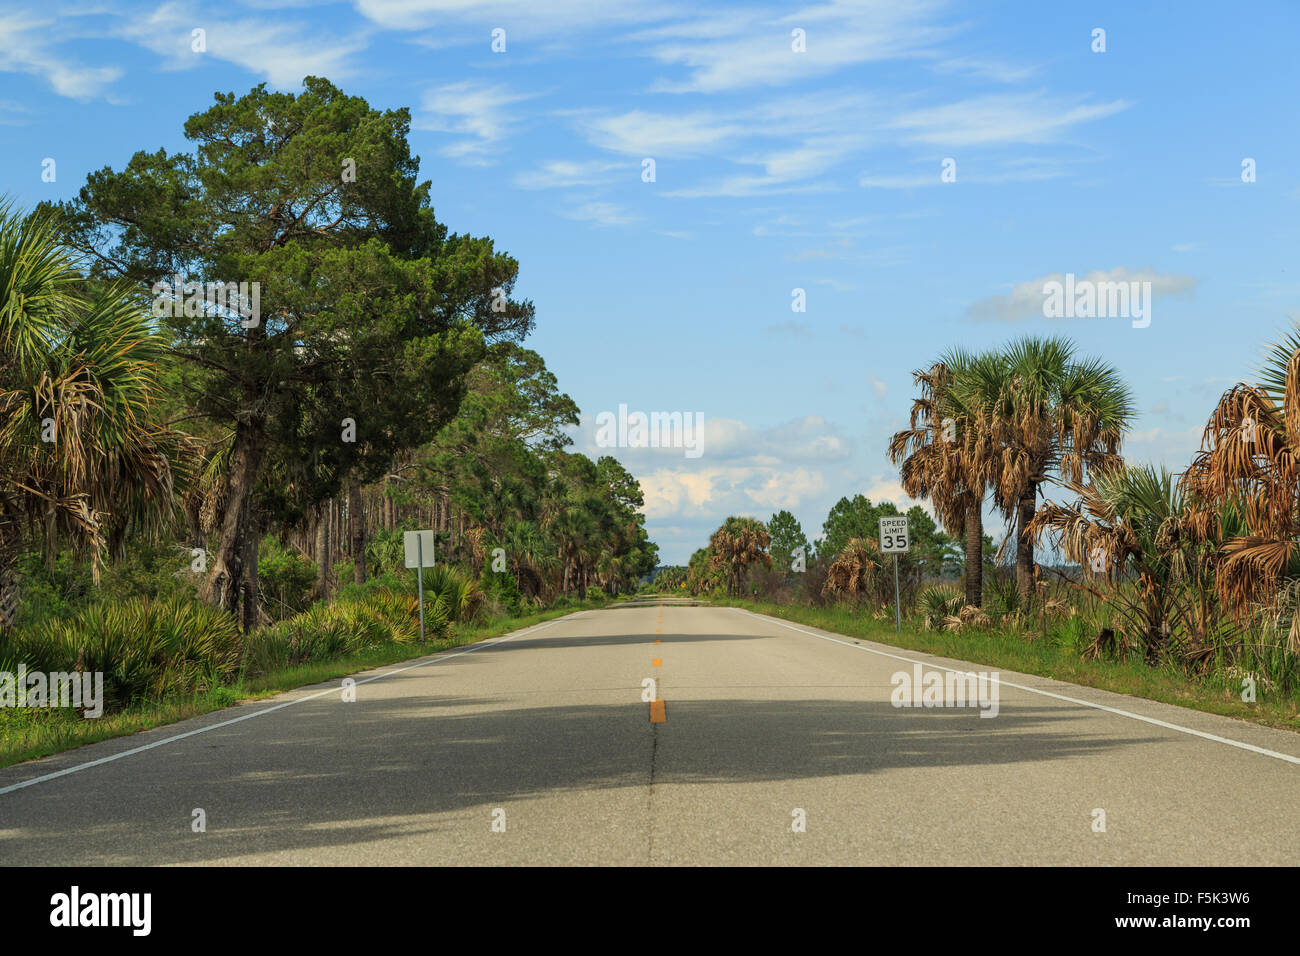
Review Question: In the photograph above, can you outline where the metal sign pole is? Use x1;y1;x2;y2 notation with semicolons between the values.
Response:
893;553;901;633
417;535;426;648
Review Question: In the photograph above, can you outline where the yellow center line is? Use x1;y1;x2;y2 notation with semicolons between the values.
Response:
649;699;667;723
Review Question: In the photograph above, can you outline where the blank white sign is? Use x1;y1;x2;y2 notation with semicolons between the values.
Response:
404;530;436;569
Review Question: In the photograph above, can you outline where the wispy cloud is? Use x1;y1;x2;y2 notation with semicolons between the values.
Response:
642;0;953;93
889;92;1130;147
355;0;668;33
572;109;745;158
929;55;1038;83
118;3;366;89
563;201;637;226
513;159;626;189
418;81;535;163
0;12;122;99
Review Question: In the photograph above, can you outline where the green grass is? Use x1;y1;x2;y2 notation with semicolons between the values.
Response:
719;598;1300;734
0;602;593;770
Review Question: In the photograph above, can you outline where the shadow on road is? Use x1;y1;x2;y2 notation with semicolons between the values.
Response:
0;689;1164;864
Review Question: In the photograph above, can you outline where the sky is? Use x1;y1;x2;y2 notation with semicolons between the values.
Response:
2;0;1298;564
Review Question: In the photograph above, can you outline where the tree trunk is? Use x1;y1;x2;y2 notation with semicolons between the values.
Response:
201;417;266;614
241;499;259;632
331;498;340;568
315;505;330;601
349;475;366;585
964;507;983;607
1016;486;1037;604
0;544;19;631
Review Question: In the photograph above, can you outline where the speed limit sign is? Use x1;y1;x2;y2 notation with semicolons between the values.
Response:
879;516;909;554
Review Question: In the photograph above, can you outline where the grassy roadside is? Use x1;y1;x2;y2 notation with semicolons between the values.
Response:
709;597;1300;734
0;602;593;770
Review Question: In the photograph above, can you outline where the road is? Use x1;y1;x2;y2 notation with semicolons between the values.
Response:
2;601;1299;865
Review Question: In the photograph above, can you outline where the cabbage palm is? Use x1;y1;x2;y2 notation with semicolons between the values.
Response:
0;201;180;627
709;516;772;596
1029;463;1225;660
822;537;881;600
957;337;1134;603
1182;328;1300;627
889;348;991;606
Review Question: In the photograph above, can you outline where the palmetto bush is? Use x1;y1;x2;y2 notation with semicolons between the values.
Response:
1;567;468;709
918;584;964;629
0;598;242;706
244;585;430;673
420;565;484;625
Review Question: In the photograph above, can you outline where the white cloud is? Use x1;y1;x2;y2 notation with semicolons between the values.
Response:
417;82;535;163
513;159;625;189
861;155;1078;189
643;0;953;94
861;476;925;512
888;92;1130;147
355;0;666;32
0;13;122;99
744;468;827;509
968;267;1199;322
637;464;829;520
120;3;365;89
563;201;637;226
573;109;745;158
929;55;1038;83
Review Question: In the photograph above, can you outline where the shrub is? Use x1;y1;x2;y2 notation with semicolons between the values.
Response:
365;528;409;579
420;565;484;625
479;569;521;616
258;537;317;619
1;598;242;707
918;584;964;630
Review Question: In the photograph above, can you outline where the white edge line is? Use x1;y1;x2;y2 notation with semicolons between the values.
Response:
735;607;1300;768
0;615;574;797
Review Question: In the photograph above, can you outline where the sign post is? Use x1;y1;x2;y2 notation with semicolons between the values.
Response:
878;516;910;633
404;530;436;647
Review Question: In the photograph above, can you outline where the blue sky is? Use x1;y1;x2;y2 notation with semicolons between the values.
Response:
3;0;1298;564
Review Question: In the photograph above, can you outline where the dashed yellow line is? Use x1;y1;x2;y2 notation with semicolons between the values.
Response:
649;699;667;723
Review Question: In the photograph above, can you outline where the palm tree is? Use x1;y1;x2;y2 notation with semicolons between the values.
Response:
958;336;1134;604
0;201;181;627
822;537;881;600
1029;463;1226;660
708;516;772;596
1181;328;1300;634
889;349;990;606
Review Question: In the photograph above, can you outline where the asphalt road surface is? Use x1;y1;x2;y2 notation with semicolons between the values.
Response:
3;602;1299;866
